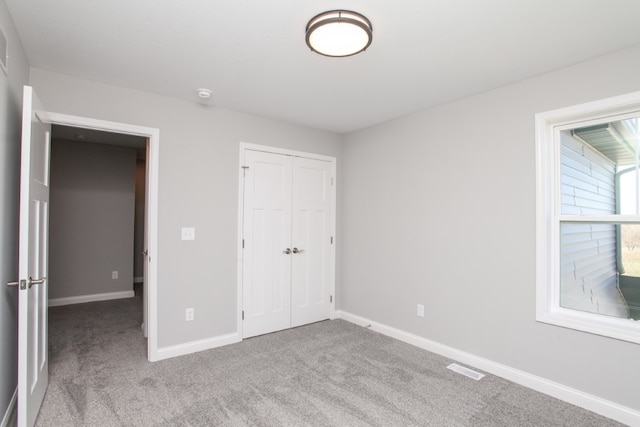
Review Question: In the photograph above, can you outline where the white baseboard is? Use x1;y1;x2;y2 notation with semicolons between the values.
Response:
0;388;16;427
335;310;640;427
154;332;241;361
49;290;135;307
134;276;143;284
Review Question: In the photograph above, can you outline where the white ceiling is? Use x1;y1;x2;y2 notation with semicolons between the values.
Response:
6;1;640;134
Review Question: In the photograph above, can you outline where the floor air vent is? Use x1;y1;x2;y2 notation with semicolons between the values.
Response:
447;363;485;380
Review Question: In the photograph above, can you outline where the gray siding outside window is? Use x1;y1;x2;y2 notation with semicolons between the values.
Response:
560;132;628;317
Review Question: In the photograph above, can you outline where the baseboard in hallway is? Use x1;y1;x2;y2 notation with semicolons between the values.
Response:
48;290;135;307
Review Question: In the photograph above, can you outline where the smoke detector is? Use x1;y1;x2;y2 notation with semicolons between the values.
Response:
196;88;213;100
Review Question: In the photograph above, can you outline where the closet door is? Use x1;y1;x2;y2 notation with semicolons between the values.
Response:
242;150;292;338
291;157;333;327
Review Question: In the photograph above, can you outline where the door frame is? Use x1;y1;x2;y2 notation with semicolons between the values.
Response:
47;112;161;361
237;142;337;339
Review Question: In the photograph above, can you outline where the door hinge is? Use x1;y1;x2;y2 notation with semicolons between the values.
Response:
331;177;334;186
242;310;245;320
242;239;245;249
330;295;333;303
330;236;334;244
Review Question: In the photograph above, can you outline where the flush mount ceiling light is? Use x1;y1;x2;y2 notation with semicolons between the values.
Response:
305;10;372;57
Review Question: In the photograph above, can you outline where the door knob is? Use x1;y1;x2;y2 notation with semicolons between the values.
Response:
292;247;304;254
283;248;292;254
28;276;46;289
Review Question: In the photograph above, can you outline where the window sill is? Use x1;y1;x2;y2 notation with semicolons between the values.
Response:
537;307;640;344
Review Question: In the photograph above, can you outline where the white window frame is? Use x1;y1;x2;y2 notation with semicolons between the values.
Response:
536;91;640;344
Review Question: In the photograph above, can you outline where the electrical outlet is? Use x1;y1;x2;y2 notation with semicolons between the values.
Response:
112;271;118;280
186;308;194;321
417;304;425;318
181;227;196;241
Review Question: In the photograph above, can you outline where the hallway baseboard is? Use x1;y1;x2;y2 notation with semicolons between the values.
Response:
49;290;135;307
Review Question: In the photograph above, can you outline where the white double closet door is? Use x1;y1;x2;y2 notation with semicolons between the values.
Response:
241;147;334;338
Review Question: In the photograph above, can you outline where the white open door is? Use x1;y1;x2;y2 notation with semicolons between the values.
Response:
13;86;51;427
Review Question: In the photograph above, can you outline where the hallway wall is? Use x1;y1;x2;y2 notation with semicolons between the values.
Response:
49;139;136;303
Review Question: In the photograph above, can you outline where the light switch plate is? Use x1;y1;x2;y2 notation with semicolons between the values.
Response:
181;227;195;241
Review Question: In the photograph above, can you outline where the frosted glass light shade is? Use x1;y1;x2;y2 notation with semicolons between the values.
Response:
305;10;373;57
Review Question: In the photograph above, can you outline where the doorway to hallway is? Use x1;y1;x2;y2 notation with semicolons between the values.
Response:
45;113;160;361
48;125;146;311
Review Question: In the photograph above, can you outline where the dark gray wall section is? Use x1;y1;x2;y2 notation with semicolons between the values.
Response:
619;276;640;320
0;3;30;422
134;158;146;279
49;139;136;300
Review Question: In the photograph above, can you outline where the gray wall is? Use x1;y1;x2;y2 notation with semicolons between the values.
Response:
29;67;343;348
340;44;640;411
49;139;136;300
0;2;29;421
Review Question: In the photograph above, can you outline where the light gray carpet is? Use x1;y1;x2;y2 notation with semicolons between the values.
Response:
10;292;625;426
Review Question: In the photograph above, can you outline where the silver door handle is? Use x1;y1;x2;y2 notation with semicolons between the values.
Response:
6;277;46;290
292;247;304;254
28;276;46;289
283;248;291;254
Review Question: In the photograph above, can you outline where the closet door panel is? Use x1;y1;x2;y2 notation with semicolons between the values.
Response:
291;157;332;327
242;150;292;338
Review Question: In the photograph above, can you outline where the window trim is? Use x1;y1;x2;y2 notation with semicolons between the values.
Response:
536;91;640;344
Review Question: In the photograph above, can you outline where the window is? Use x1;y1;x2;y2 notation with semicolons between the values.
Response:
536;92;640;344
